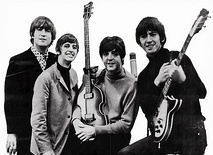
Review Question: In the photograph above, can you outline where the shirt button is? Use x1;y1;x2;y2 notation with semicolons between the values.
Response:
68;115;71;118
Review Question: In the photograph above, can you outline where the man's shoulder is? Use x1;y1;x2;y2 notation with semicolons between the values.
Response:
10;48;32;61
48;51;56;57
37;63;56;80
124;69;136;80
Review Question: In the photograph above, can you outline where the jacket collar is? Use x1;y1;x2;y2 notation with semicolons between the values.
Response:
53;62;77;93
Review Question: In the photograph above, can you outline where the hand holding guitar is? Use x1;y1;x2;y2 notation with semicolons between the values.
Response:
154;62;171;86
168;59;186;83
154;59;186;86
73;119;96;142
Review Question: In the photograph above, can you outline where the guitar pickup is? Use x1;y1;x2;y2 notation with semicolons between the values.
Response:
84;93;93;99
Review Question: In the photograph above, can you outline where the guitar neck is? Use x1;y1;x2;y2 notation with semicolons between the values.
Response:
84;18;91;69
175;34;192;66
84;18;92;94
162;34;192;96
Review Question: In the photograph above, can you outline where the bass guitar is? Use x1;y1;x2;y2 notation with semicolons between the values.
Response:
153;8;209;144
77;1;109;126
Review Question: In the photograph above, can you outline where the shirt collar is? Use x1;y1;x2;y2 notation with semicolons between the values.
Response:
31;46;49;60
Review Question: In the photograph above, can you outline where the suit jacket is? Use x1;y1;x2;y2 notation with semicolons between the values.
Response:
30;62;78;155
4;48;56;138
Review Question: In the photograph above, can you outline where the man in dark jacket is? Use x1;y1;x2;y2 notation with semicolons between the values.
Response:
4;16;56;155
118;17;207;155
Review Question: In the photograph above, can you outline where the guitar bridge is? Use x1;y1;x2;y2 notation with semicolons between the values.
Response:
84;93;93;99
85;113;96;124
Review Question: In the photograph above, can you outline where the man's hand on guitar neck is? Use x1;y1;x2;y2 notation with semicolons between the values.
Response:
169;59;186;83
154;59;186;86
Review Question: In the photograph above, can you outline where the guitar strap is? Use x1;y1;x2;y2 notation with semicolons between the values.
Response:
95;69;106;85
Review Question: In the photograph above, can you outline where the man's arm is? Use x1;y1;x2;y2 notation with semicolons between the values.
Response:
31;75;53;154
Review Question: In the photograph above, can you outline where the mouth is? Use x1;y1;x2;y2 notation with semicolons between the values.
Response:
106;62;115;67
39;38;47;41
65;51;75;57
146;44;156;51
146;44;154;48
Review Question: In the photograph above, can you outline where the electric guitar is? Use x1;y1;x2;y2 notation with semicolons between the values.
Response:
153;8;209;143
77;1;109;126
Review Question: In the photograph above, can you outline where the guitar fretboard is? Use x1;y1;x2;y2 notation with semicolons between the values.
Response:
84;18;92;94
162;34;192;97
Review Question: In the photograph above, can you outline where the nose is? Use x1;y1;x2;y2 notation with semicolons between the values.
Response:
40;29;47;36
107;52;114;60
146;34;152;42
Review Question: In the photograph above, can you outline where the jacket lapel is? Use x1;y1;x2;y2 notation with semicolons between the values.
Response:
59;77;70;93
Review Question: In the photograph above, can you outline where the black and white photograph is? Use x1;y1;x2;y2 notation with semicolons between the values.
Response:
0;0;212;154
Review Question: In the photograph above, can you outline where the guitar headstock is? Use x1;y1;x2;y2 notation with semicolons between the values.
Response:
189;8;210;37
83;1;93;20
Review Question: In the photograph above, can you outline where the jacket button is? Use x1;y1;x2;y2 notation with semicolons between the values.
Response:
68;98;71;101
68;115;71;118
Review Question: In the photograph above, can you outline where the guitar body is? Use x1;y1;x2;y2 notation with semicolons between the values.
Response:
77;82;109;126
153;95;182;143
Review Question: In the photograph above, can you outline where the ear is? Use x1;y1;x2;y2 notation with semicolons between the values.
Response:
161;39;165;43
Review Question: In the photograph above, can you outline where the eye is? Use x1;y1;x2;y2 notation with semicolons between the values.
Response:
45;28;51;32
103;52;108;56
63;44;70;48
140;34;147;39
111;51;119;56
149;31;158;37
72;45;77;49
36;27;42;31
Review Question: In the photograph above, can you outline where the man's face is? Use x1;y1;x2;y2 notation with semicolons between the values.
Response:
139;30;162;56
59;42;78;63
102;49;123;73
33;27;52;47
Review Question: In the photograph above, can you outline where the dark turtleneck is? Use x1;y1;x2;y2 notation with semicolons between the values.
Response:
57;61;71;90
106;68;125;80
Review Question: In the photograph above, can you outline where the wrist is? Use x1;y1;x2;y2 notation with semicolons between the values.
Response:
154;77;160;87
72;118;84;129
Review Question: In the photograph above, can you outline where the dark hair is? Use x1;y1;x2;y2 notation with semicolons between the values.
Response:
135;17;166;47
55;33;79;54
99;36;126;64
30;16;56;46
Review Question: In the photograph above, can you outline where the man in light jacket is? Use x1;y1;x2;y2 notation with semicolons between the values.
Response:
31;33;79;155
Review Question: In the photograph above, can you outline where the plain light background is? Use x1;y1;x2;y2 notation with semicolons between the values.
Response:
0;0;212;154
